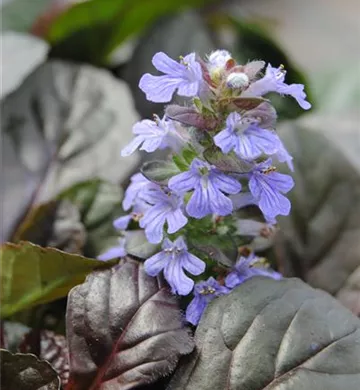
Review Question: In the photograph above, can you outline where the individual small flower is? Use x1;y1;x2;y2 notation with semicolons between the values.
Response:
122;173;157;211
214;112;280;160
186;277;229;325
97;237;127;261
226;72;249;89
225;253;281;289
139;52;203;103
248;159;294;219
121;115;183;156
168;158;242;219
139;187;188;244
144;236;206;295
244;64;311;110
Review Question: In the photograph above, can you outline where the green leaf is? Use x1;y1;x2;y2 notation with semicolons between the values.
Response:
173;154;190;172
0;349;61;390
141;160;180;185
47;0;213;64
230;17;313;119
0;241;118;317
0;0;52;33
169;277;360;390
1;61;139;242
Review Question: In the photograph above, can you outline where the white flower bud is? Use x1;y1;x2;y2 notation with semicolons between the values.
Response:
226;72;249;89
208;50;232;69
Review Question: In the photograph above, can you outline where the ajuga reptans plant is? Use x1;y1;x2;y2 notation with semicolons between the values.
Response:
99;49;311;325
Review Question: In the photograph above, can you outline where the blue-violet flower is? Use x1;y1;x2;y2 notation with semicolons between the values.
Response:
214;112;280;160
168;158;242;218
186;277;229;325
122;173;156;211
244;64;311;110
249;159;294;219
225;253;282;289
121;115;183;156
144;236;205;295
139;52;203;103
139;187;187;244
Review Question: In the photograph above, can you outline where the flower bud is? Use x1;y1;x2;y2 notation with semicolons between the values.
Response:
208;50;232;70
226;72;249;88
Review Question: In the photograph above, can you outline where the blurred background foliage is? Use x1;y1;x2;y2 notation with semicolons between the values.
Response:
1;0;359;363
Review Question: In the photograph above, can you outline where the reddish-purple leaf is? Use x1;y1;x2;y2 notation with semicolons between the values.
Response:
66;258;194;390
244;102;277;129
19;330;69;387
165;105;218;130
227;97;266;111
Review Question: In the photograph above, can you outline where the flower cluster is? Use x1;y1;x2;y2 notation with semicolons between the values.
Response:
99;50;311;325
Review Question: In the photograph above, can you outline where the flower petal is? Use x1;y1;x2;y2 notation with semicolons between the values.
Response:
166;208;188;234
164;259;194;295
178;80;200;97
210;171;241;194
139;73;181;103
186;185;212;218
207;182;233;216
186;296;207;325
140;205;167;243
97;246;126;261
246;127;280;156
168;171;198;193
181;252;206;276
213;129;236;154
267;172;294;193
140;136;164;153
144;251;168;276
113;215;132;230
259;189;291;218
173;236;187;250
225;271;247;288
152;52;185;76
121;136;144;157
